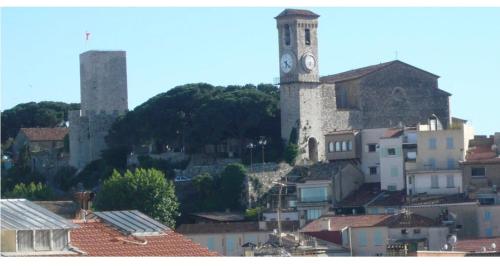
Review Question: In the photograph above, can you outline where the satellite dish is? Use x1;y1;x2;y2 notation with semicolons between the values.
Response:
492;243;497;250
448;235;457;245
443;244;449;251
481;246;487;252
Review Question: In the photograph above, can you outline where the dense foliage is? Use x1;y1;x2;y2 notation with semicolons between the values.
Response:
94;168;180;228
106;83;282;162
1;101;79;143
4;182;54;201
189;163;247;212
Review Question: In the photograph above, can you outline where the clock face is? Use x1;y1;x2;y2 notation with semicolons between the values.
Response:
280;53;294;73
302;54;316;72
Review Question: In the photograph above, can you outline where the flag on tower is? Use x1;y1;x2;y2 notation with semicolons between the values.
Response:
85;31;91;41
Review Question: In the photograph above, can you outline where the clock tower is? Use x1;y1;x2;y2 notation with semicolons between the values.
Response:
276;9;324;163
276;9;320;83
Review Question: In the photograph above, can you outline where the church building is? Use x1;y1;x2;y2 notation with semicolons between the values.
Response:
276;9;451;164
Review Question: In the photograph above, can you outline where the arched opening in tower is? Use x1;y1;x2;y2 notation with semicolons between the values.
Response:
308;137;318;162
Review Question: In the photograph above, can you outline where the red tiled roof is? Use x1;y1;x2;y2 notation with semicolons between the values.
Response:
70;220;218;256
463;142;500;164
455;237;500;253
301;214;390;233
383;128;404;138
20;127;69;141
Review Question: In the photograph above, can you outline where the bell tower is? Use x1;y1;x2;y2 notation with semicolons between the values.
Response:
276;9;324;163
276;9;320;84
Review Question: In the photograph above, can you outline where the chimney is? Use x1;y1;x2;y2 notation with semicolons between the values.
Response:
328;219;332;231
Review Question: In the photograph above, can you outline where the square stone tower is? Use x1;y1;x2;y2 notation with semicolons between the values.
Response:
79;51;128;116
276;9;324;163
69;51;128;170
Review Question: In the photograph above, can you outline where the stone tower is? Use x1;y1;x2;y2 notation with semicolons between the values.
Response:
276;9;324;162
69;51;128;170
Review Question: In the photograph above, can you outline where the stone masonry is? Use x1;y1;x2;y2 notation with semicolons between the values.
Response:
69;51;128;170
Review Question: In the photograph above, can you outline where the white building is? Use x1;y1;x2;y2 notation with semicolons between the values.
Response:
361;128;388;183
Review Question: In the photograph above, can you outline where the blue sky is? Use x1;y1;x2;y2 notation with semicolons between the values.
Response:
1;7;499;135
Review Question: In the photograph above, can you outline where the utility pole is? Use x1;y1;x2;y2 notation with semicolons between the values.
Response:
273;181;285;247
247;142;255;173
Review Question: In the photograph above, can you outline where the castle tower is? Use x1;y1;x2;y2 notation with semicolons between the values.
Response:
80;51;128;116
276;9;324;163
69;51;128;169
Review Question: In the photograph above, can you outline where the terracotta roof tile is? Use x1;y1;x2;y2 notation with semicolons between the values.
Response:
455;237;500;253
70;220;218;256
20;127;69;141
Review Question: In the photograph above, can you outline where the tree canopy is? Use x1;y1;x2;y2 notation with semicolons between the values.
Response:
94;168;180;228
4;182;54;201
1;101;79;143
106;83;282;160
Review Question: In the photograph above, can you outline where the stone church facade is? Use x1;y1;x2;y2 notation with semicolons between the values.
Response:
276;9;451;163
69;51;128;169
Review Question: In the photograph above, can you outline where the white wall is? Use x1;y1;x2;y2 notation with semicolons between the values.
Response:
409;171;462;195
361;128;387;183
184;232;270;256
380;137;405;191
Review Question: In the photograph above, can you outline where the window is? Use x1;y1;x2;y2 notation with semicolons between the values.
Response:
401;229;408;235
413;229;421;234
368;144;377;152
207;237;216;251
447;158;456;170
347;140;353;151
357;230;367;247
300;187;327;202
17;230;34;252
431;175;439;189
284;24;291;46
390;167;399;177
335;142;341;152
369;166;377;175
374;229;384;246
485;227;493;237
484;211;492;221
35;230;51;251
406;151;417;160
305;28;311;45
387;148;396;156
52;230;68;251
307;209;322;220
226;236;235;256
446;175;455;188
429;138;437;150
329;142;334;152
428;158;436;169
471;167;486;177
446;137;454;149
342;141;347;152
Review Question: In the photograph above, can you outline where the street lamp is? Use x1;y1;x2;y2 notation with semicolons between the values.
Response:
258;136;267;165
272;180;286;247
247;142;255;172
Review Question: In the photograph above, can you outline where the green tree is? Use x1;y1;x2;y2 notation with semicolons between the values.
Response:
5;182;54;201
94;168;180;228
219;163;247;211
1;101;79;143
284;144;299;166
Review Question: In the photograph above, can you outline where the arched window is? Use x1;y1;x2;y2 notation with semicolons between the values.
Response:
329;142;334;152
342;141;347;152
305;28;311;45
335;142;341;152
284;24;291;46
347;140;353;151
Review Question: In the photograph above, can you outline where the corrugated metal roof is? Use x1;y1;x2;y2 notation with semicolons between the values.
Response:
93;210;171;236
1;199;78;230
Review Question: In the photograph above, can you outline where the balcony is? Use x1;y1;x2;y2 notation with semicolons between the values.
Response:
296;199;331;208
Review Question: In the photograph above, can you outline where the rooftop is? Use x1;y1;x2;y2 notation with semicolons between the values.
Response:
1;199;78;231
336;182;381;207
32;201;80;219
70;219;217;256
91;210;171;236
455;237;500;253
190;212;246;222
367;192;475;207
275;9;320;19
382;128;404;138
19;127;69;142
176;221;299;235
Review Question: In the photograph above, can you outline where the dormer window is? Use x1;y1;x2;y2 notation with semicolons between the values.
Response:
305;28;311;45
284;24;291;46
